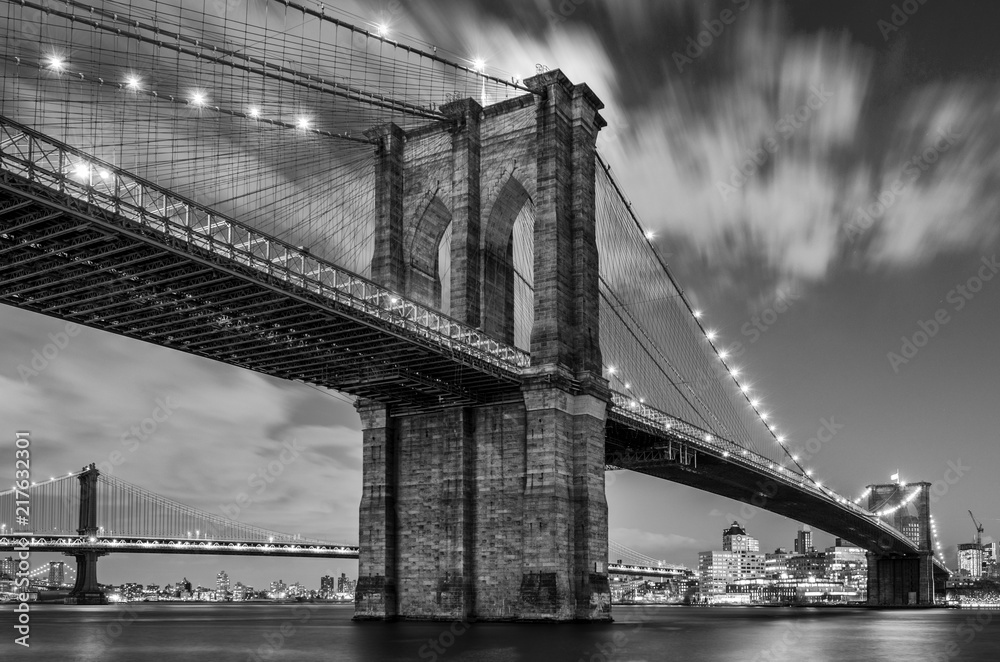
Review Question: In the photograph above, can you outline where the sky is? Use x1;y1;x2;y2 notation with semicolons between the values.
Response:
3;0;1000;590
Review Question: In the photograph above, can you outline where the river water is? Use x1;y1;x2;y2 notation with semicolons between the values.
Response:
2;603;998;661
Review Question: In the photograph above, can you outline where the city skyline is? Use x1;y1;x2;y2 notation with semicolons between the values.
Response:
2;0;999;594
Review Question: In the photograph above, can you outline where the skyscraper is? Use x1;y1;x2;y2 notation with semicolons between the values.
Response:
699;521;766;595
958;543;983;577
723;521;760;552
216;570;230;600
795;526;813;554
0;556;15;580
320;575;336;598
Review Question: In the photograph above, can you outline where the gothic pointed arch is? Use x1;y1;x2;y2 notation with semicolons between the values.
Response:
403;194;452;310
481;175;533;348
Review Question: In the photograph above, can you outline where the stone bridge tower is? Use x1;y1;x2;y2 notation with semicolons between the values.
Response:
354;69;611;621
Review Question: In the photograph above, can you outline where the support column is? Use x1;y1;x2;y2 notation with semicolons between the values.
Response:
354;401;398;619
866;552;935;606
366;123;406;292
518;70;610;621
441;98;482;326
64;550;107;605
65;463;106;604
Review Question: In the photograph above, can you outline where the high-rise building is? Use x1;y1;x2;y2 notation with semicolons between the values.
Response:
270;579;287;598
0;556;15;580
794;526;813;554
216;570;230;600
825;543;867;586
765;548;792;578
336;572;356;595
900;516;921;547
699;522;766;595
47;561;66;586
723;522;760;552
320;575;336;598
958;543;983;577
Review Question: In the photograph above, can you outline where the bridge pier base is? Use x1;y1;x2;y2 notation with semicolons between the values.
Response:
866;551;935;606
354;382;611;622
64;550;108;605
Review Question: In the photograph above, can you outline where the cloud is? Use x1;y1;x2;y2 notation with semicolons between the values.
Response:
407;0;1000;288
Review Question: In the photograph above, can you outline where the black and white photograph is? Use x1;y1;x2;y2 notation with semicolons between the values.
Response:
1;1;999;660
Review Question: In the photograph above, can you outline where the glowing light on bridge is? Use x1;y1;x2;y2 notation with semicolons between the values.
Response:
46;55;66;72
125;75;141;91
248;106;261;119
472;57;486;73
693;309;702;318
190;92;207;107
376;23;389;38
296;116;311;129
705;329;717;341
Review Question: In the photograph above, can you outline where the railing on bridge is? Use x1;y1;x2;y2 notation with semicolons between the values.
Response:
0;466;354;555
607;391;935;559
0;117;530;375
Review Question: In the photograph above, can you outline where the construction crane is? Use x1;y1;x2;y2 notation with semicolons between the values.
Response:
969;510;984;546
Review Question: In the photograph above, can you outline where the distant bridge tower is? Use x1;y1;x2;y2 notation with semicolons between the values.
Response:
65;464;107;605
356;69;610;621
865;481;936;606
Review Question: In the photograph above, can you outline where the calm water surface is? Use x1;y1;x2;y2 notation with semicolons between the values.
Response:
2;603;998;661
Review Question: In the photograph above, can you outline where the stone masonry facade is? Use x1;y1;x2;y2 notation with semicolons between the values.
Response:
355;70;611;621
